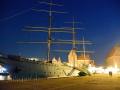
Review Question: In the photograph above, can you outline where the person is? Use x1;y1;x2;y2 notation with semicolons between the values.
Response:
109;71;112;76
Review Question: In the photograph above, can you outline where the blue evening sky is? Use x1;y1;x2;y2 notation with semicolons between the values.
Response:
0;0;120;65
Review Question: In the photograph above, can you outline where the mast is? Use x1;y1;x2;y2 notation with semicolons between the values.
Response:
48;0;53;62
21;0;68;61
65;17;82;67
17;1;93;63
80;36;94;65
72;17;76;49
70;17;76;49
82;37;86;59
39;0;65;61
17;0;75;61
50;17;86;53
65;17;82;49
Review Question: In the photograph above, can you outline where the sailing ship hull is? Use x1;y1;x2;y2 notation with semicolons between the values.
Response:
0;56;80;79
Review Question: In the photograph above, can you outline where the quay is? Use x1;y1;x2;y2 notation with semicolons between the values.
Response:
0;74;120;90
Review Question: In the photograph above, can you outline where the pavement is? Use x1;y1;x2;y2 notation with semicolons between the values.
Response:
0;74;120;90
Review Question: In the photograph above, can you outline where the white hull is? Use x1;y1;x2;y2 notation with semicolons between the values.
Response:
0;56;80;79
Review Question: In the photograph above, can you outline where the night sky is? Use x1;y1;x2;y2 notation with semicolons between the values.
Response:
0;0;120;65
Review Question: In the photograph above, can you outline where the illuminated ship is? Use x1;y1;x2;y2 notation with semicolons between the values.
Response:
0;1;94;79
0;47;94;79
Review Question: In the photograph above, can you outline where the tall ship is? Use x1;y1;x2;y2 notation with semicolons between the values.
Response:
0;1;94;79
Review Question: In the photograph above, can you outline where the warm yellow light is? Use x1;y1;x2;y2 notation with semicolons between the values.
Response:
115;64;117;69
88;66;96;73
104;67;119;74
88;66;105;74
88;65;120;74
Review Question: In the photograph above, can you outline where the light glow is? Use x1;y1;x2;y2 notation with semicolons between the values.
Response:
104;67;119;74
0;65;7;73
88;66;105;74
88;64;120;74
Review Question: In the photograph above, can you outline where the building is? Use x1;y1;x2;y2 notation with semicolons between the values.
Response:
105;44;120;67
68;49;95;68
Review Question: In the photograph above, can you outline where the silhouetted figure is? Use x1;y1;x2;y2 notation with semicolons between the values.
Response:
109;71;112;76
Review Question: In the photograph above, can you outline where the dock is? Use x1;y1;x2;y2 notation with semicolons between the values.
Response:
0;74;120;90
